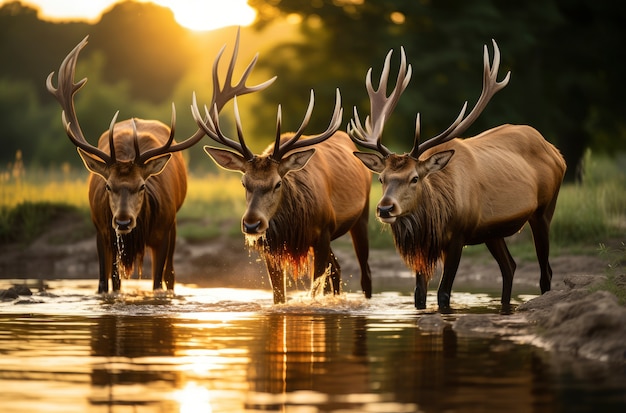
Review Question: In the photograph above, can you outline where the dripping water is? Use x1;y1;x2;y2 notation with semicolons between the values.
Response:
115;232;128;279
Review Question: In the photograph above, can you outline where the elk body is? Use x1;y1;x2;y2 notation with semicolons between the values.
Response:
349;42;566;309
193;89;373;304
47;32;273;293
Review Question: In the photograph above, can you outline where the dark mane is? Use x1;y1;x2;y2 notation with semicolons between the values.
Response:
390;172;455;280
251;171;317;275
107;193;151;277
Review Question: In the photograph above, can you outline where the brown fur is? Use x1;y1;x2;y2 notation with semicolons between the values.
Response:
357;124;566;308
88;119;188;292
206;131;372;303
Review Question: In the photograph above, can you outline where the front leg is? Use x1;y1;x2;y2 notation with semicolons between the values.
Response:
328;249;341;295
437;241;464;310
96;232;111;293
265;258;285;304
414;272;428;309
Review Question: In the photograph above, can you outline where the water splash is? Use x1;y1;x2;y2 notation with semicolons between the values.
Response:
115;232;129;279
310;264;331;299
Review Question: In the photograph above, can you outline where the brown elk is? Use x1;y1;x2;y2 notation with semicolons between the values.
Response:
46;32;274;293
191;88;373;304
348;41;566;309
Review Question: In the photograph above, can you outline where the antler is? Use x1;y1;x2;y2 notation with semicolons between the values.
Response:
192;35;342;163
48;28;274;166
270;88;342;162
144;27;275;163
46;36;114;163
191;28;280;161
347;47;412;157
409;39;510;158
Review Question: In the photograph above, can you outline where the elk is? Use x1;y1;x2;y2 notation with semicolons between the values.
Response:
192;88;373;304
348;41;566;309
46;32;274;293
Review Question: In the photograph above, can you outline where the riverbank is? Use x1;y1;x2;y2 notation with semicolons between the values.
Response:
0;207;624;363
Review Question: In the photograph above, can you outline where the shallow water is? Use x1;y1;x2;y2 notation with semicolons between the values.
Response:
0;279;625;413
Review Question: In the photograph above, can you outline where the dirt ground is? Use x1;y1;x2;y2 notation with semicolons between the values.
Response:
0;207;611;296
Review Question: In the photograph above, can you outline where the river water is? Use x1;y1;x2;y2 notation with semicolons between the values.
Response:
0;279;624;413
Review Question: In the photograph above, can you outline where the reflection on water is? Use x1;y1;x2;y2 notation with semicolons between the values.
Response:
0;280;624;412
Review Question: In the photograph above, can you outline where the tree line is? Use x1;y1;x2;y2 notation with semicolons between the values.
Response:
1;0;624;181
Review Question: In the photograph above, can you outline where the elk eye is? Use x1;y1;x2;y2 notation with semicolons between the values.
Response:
241;180;246;189
410;176;419;184
274;181;282;190
105;184;111;192
139;184;146;191
378;176;383;184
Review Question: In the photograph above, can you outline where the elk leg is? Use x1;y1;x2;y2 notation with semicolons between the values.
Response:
265;258;285;304
151;234;171;290
485;238;516;305
328;249;341;295
437;242;464;309
349;207;372;298
313;233;336;295
529;213;554;294
414;273;428;309
163;226;176;290
96;232;110;293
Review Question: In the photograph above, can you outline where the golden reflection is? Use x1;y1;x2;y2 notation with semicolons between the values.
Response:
174;381;212;413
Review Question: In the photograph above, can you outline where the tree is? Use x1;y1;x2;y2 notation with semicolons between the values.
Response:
249;0;626;182
89;1;195;103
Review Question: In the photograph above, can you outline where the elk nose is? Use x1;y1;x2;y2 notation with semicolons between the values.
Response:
115;218;132;231
377;204;394;218
243;220;262;234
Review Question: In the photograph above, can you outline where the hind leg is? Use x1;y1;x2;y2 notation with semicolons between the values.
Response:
349;205;372;298
485;237;516;305
529;194;559;294
529;214;553;294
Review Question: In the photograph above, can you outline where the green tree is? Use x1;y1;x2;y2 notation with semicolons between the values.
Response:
249;0;626;182
88;1;195;103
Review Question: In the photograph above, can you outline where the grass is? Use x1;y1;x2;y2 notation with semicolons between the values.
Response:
590;242;626;305
1;151;624;256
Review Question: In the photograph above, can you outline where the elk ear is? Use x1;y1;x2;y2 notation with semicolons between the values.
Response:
422;150;455;174
353;151;385;173
142;153;172;178
279;148;315;176
204;146;246;173
77;148;109;179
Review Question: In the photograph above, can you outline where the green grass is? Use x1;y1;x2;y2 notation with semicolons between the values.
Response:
1;152;624;255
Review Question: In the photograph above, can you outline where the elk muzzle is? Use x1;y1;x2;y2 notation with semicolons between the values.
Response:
377;199;398;224
113;215;135;234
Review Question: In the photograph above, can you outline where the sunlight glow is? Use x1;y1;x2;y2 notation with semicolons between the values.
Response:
4;0;257;31
174;381;212;413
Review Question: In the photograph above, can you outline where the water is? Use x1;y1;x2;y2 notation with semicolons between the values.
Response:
1;279;625;413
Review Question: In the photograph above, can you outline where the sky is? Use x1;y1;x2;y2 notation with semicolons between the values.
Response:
1;0;257;31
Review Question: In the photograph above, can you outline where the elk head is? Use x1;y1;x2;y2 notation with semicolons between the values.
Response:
192;86;342;239
46;31;275;234
349;41;510;223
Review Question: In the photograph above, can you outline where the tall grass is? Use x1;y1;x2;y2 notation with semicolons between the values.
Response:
1;151;624;253
551;151;626;247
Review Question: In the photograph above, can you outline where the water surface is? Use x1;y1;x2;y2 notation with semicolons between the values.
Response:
0;280;624;412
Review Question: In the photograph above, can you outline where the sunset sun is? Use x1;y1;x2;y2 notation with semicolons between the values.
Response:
3;0;257;31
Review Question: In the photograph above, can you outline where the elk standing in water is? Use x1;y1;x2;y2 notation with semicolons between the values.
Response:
192;88;372;304
349;41;566;309
47;33;274;293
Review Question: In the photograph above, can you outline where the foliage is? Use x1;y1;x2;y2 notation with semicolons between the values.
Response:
593;242;626;305
1;0;625;179
249;0;626;182
0;201;87;244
